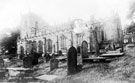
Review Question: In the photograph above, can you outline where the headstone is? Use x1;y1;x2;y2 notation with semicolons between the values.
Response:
77;46;81;54
32;52;39;65
20;46;25;60
58;50;62;56
50;59;59;71
44;53;51;63
67;46;77;75
23;56;33;68
82;41;88;58
77;46;82;71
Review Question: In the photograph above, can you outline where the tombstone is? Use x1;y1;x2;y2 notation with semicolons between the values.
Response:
23;56;33;68
77;46;81;54
77;46;82;71
82;41;88;58
67;46;77;75
32;52;39;65
44;53;51;63
20;46;25;60
58;50;63;56
50;58;59;71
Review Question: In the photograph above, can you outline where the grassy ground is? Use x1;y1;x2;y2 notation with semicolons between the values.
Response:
47;44;135;83
1;44;135;83
48;62;128;83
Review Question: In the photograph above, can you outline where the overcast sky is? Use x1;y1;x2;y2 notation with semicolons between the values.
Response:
0;0;133;33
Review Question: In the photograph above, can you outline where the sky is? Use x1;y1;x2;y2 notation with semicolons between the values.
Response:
0;0;133;34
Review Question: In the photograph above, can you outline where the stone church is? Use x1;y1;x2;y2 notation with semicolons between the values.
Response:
17;13;123;58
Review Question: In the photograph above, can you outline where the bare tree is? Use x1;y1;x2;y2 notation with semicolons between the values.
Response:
0;30;20;55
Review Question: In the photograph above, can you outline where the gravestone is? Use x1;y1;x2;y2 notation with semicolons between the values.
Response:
50;58;59;71
23;56;33;68
77;46;81;54
82;41;88;58
77;46;82;71
32;52;39;65
44;53;51;63
67;46;77;75
58;50;62;56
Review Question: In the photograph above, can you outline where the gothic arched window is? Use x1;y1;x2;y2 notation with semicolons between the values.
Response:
61;35;67;49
